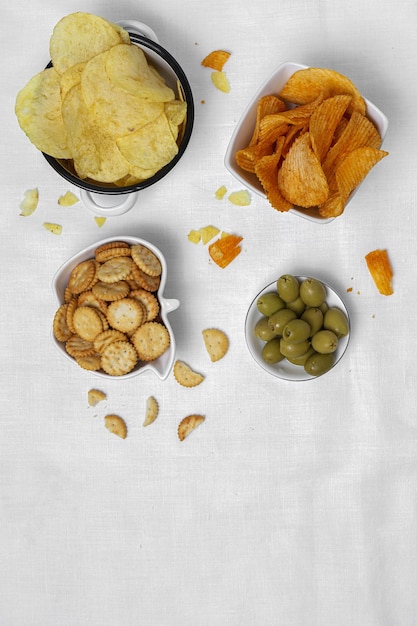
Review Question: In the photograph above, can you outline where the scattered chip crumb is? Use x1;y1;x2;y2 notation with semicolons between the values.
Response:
43;222;62;235
188;225;220;245
58;190;79;206
346;287;353;292
215;185;227;200
228;190;251;206
211;71;230;93
88;389;107;407
94;217;107;227
143;396;159;427
19;188;39;216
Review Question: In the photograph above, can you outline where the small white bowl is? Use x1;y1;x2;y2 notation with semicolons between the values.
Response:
245;276;350;381
225;61;389;223
52;236;180;380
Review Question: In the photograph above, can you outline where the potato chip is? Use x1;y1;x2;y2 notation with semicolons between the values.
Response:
15;67;71;158
278;132;329;207
211;71;230;93
248;95;287;147
116;113;179;171
309;94;352;162
19;188;39;216
255;142;292;213
61;84;131;182
59;62;85;100
335;147;388;199
279;67;366;115
365;249;393;295
49;12;127;75
81;50;165;139
105;43;175;102
94;217;106;227
201;50;231;71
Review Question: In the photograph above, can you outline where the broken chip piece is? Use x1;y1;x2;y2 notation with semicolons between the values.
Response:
58;190;79;206
208;234;243;268
211;71;230;93
43;222;62;235
365;248;393;295
201;50;231;72
19;188;39;216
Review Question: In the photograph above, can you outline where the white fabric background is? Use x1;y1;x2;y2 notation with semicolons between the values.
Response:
1;1;417;624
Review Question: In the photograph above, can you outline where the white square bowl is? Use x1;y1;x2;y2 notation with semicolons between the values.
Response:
225;62;389;223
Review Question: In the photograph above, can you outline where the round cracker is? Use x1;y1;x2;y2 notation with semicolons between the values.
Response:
131;244;162;277
132;322;170;361
101;340;138;376
106;297;146;333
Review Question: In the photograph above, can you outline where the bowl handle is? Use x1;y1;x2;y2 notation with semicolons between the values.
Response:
116;20;159;43
80;189;139;217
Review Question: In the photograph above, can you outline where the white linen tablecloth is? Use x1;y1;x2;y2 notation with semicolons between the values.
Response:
1;1;417;624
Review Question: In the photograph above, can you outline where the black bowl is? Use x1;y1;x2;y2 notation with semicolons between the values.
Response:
43;32;194;195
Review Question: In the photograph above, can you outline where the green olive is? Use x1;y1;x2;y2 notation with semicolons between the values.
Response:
299;278;326;307
279;338;311;358
301;307;324;336
262;338;285;364
323;307;349;338
281;319;311;343
286;346;316;366
254;317;276;341
256;292;285;317
286;296;306;316
268;308;297;336
311;329;339;354
277;274;300;303
304;352;335;376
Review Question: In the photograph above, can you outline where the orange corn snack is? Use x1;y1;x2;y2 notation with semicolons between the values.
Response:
208;234;243;268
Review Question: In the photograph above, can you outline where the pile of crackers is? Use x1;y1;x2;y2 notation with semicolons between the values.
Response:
53;240;170;375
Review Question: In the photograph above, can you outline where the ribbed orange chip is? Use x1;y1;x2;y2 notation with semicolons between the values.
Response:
365;249;393;296
201;49;230;71
279;67;366;115
278;132;329;207
208;234;243;268
309;94;352;162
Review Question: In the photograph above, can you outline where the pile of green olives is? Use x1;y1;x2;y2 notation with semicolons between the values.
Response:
254;275;349;377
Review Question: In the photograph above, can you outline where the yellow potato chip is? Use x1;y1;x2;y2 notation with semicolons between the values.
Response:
365;249;393;295
187;229;201;244
201;50;231;72
116;113;179;171
61;84;131;182
278;132;329;207
15;67;71;158
279;67;366;116
19;188;39;216
105;43;175;102
60;62;85;100
94;217;107;227
49;12;127;75
211;71;230;93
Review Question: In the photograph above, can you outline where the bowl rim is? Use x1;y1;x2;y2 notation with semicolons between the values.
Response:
225;61;389;223
245;275;351;381
43;32;195;195
51;235;179;380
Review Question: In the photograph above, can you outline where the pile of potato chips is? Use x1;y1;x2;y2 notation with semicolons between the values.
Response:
15;12;187;185
235;68;388;218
